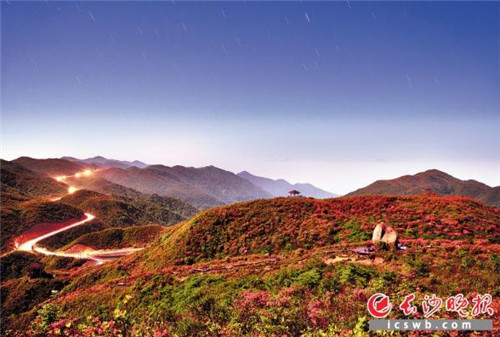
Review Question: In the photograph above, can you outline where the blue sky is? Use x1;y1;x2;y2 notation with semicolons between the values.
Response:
2;1;499;194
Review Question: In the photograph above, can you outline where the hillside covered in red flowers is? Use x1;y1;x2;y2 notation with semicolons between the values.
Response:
138;195;499;266
2;194;499;336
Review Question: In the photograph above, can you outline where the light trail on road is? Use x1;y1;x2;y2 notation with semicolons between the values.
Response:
17;213;96;251
16;212;142;265
33;245;143;265
14;169;142;265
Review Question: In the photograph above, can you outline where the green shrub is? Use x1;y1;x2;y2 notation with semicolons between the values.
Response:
336;264;375;288
343;221;371;242
293;268;323;289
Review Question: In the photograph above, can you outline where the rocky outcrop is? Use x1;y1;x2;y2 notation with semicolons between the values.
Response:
372;222;398;248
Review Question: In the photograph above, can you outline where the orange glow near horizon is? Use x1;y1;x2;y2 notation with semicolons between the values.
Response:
68;186;77;194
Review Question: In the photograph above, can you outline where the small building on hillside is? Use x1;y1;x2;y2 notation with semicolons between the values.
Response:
288;190;301;197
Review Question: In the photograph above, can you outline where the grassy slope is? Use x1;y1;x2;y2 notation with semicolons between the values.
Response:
63;175;199;219
61;225;165;250
59;189;194;227
38;186;196;250
36;219;108;251
138;195;499;267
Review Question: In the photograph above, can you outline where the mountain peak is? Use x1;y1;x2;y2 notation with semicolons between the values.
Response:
346;169;498;207
419;169;452;177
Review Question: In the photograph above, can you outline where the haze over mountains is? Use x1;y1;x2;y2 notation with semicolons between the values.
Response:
62;156;148;169
346;169;500;207
9;156;337;209
5;156;500;208
237;171;337;199
13;157;88;176
98;165;271;209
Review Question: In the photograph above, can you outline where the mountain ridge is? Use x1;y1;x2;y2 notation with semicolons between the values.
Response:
1;159;68;204
237;171;337;198
12;157;88;176
346;169;500;207
97;164;272;209
62;156;148;169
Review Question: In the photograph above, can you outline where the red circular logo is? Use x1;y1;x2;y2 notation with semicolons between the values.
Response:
367;293;393;318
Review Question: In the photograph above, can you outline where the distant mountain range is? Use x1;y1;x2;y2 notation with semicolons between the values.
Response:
13;157;89;176
6;157;498;208
237;171;337;199
346;169;500;207
7;156;336;209
97;165;272;209
5;157;267;209
62;156;148;169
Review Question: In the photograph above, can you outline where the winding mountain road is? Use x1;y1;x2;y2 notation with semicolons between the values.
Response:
17;213;96;252
15;169;142;265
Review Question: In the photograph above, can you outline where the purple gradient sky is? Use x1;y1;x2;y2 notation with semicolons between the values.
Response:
2;1;499;194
